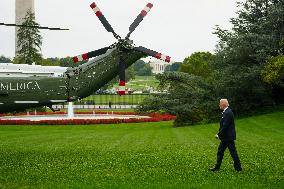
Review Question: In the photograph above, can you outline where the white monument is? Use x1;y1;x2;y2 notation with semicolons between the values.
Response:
15;0;35;56
147;57;172;74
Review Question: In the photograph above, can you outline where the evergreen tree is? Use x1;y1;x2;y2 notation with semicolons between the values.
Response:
137;0;284;126
16;10;42;64
213;0;284;107
0;56;11;63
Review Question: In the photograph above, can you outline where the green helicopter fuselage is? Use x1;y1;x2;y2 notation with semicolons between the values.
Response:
0;48;145;113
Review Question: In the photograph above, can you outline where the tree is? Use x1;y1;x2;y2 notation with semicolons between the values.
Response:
126;66;136;81
215;0;284;64
165;62;182;72
138;0;284;126
133;60;145;71
0;56;11;63
179;52;215;79
16;10;42;64
137;72;218;126
213;0;283;108
133;60;153;76
262;55;284;85
40;58;60;66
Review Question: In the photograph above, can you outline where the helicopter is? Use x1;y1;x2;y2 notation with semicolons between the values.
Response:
0;2;171;114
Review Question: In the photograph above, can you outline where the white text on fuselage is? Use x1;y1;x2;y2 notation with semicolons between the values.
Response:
0;81;41;91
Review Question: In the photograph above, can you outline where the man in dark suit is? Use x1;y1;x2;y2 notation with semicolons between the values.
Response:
209;99;242;171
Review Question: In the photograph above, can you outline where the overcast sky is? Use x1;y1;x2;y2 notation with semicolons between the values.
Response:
0;0;243;62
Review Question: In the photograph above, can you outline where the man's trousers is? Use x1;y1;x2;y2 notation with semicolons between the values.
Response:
215;140;242;170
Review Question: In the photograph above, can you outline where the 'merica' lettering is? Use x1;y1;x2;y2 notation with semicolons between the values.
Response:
0;81;41;91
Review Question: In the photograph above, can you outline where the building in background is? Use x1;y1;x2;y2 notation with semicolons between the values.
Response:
147;57;172;74
15;0;35;56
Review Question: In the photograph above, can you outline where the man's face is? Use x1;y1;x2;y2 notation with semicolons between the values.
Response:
219;101;225;110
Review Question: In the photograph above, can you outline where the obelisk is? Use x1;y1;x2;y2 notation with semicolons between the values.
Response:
15;0;35;56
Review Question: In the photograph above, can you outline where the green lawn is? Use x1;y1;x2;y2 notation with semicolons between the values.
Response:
0;111;283;188
112;75;159;91
81;75;158;105
127;76;159;90
82;94;147;105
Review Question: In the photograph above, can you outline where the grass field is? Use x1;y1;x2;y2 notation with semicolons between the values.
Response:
127;76;159;90
81;76;158;105
0;111;283;188
111;76;159;91
82;94;147;105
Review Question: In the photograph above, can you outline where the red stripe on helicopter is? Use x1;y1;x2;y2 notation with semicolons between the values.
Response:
73;57;79;64
90;2;103;17
72;54;89;64
140;3;153;17
82;53;89;60
165;56;171;63
147;3;154;9
155;53;162;59
119;80;126;86
90;2;97;9
118;80;126;96
155;53;171;63
118;91;126;96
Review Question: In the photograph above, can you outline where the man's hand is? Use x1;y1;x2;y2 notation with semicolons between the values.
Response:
215;134;219;139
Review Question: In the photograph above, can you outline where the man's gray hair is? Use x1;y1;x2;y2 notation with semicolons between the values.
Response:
220;99;229;106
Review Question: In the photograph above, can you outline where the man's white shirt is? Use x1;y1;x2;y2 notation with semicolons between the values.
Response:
223;106;229;113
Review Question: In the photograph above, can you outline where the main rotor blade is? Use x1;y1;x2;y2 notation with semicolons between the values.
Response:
126;3;153;39
72;47;110;63
118;58;126;96
0;22;69;30
90;2;120;39
134;46;171;63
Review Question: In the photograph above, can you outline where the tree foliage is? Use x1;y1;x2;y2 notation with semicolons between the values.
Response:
165;62;182;72
262;55;284;85
16;10;42;65
215;0;284;64
137;72;219;126
137;0;284;126
0;56;11;63
213;0;284;105
133;60;153;76
179;52;215;79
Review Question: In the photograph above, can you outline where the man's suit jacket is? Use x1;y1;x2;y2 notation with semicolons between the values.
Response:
218;107;236;141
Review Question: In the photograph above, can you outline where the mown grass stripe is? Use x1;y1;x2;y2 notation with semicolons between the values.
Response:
0;112;283;188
